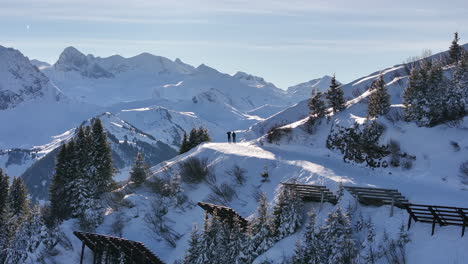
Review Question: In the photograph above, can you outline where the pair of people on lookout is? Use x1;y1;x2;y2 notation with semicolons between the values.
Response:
227;131;236;143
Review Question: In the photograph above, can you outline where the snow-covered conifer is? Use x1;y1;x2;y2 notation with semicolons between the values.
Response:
179;131;190;154
91;118;114;195
184;225;201;264
308;91;327;118
449;32;462;64
247;193;274;261
0;169;9;219
326;74;346;113
271;186;303;240
368;74;390;118
130;152;149;185
8;177;29;218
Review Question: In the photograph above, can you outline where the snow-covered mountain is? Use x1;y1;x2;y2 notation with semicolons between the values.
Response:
37;44;468;264
42;47;297;110
0;46;62;110
286;75;335;102
20;112;177;200
0;46;102;149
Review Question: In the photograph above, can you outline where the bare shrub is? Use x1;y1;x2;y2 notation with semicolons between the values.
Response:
226;165;247;185
303;116;318;134
207;183;237;205
459;161;468;184
266;125;292;144
389;139;401;167
110;211;127;237
149;175;181;197
144;202;181;248
450;141;461;152
252;188;264;202
179;157;211;183
401;159;413;170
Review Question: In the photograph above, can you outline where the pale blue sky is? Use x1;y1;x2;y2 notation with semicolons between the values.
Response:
1;0;467;88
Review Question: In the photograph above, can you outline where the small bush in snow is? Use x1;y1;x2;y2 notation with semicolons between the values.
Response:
401;158;414;170
110;211;127;237
260;166;270;182
266;125;292;144
144;201;181;248
303;116;319;134
226;165;247;185
207;183;237;205
450;141;461;152
179;157;211;184
389;139;401;167
459;161;468;184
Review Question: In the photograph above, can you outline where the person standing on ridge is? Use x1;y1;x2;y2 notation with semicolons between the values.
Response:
227;131;232;143
232;131;237;143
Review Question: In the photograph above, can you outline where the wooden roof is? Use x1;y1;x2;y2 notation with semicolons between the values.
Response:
73;231;165;264
344;186;409;208
281;182;338;204
197;202;248;228
406;204;468;236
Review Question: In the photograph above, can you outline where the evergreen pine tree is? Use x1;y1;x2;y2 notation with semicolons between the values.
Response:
326;74;346;114
130;152;149;185
188;128;199;150
319;208;357;264
453;50;468;104
184;225;201;264
179;131;190;154
0;169;10;256
247;193;274;261
271;186;303;240
291;209;317;264
49;143;70;221
368;74;391;118
4;205;57;264
308;91;327;118
91;118;114;195
449;32;462;64
0;169;9;219
8;177;29;218
196;127;211;144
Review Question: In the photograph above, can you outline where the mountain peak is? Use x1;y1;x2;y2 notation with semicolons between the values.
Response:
54;46;113;79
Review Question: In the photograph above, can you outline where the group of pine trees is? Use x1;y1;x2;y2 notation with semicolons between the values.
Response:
404;32;467;126
182;187;302;264
0;169;57;263
179;127;211;154
49;118;113;229
308;75;345;118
